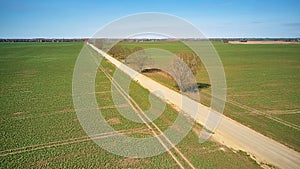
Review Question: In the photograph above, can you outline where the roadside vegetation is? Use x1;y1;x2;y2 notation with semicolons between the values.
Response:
108;40;300;151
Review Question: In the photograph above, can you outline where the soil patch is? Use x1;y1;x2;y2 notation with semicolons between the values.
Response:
107;117;120;125
228;41;300;44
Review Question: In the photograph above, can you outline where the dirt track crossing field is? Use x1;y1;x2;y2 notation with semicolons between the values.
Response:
201;91;300;131
0;128;149;157
87;46;196;169
88;43;300;169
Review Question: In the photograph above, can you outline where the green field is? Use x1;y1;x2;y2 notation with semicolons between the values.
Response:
214;42;300;151
117;41;300;151
0;42;261;168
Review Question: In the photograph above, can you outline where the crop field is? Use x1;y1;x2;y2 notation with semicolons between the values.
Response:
118;41;300;151
0;43;261;168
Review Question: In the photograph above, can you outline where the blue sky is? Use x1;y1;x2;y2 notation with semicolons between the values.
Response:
1;0;299;38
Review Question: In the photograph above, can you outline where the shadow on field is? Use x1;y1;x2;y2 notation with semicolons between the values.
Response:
197;83;211;90
141;68;211;91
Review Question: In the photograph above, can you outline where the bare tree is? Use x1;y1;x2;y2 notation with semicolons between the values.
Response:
176;52;200;75
168;57;197;92
126;47;151;72
95;39;104;49
107;44;131;60
134;48;148;72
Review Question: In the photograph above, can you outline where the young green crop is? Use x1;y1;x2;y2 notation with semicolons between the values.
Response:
0;42;261;168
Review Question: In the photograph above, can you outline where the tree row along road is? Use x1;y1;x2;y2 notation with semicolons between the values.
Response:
88;43;300;169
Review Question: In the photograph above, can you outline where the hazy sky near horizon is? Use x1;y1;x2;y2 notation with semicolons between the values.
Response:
1;0;299;38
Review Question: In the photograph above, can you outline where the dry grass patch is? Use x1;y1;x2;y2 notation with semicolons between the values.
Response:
107;117;120;125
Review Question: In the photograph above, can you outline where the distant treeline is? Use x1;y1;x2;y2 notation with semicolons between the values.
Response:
0;38;299;43
0;38;88;42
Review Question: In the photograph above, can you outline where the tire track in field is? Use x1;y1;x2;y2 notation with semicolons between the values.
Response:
0;127;149;157
201;91;300;131
98;65;190;169
88;47;195;169
8;91;112;120
227;99;300;130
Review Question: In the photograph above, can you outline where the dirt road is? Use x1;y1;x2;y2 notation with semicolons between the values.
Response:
88;47;195;169
89;43;300;169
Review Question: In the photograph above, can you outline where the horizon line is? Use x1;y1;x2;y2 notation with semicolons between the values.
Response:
1;37;300;40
